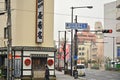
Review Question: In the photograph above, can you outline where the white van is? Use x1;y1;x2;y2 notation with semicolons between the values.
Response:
76;64;86;76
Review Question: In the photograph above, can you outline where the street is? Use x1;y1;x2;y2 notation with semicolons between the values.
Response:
55;69;120;80
85;69;120;80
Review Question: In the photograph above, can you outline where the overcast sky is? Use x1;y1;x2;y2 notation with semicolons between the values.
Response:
54;0;116;41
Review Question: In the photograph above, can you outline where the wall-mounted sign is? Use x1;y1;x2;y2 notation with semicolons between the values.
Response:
47;59;54;66
31;54;48;57
14;59;21;77
24;59;31;66
36;0;44;43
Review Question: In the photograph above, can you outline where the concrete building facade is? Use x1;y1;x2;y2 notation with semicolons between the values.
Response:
77;23;104;69
94;22;104;69
77;27;97;67
116;0;120;61
0;0;55;79
104;1;120;62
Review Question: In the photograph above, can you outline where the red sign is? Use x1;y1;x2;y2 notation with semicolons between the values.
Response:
24;59;31;66
47;59;54;66
15;55;20;59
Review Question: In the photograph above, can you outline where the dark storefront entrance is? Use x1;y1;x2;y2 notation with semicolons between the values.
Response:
32;57;47;78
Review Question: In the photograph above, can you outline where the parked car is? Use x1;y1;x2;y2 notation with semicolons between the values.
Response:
76;64;86;76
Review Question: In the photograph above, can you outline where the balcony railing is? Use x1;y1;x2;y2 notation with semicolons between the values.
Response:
116;36;120;44
116;0;120;8
116;8;120;20
116;22;120;31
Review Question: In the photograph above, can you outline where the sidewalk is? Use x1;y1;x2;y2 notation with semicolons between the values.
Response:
55;70;85;80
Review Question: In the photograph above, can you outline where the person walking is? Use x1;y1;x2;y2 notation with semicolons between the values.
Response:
45;65;50;80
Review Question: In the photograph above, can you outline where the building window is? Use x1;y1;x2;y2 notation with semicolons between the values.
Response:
79;52;84;56
82;52;84;55
79;47;85;50
79;52;81;55
79;47;81;50
82;47;85;50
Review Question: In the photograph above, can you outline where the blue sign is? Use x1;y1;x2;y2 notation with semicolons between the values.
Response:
117;47;120;57
74;55;78;60
14;59;21;77
65;23;88;29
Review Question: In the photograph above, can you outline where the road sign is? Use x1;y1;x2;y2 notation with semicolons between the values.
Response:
65;23;88;29
117;47;120;57
74;55;78;60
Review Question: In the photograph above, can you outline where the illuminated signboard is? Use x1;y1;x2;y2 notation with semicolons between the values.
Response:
36;0;43;43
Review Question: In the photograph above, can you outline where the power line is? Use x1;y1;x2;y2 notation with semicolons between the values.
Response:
15;9;120;21
0;8;119;21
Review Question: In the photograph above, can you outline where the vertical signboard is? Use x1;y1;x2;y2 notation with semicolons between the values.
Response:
36;0;44;43
14;59;21;78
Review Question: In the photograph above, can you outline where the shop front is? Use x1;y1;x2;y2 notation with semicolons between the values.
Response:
0;46;56;80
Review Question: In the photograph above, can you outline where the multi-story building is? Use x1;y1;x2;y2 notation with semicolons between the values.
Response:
116;0;120;61
77;23;104;68
77;44;89;64
104;1;120;63
0;0;55;79
77;26;96;67
94;22;104;68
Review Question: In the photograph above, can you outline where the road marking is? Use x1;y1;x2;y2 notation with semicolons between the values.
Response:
88;79;96;80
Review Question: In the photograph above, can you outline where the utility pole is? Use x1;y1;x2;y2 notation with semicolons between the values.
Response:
70;7;73;76
74;15;78;66
70;6;92;76
6;0;12;80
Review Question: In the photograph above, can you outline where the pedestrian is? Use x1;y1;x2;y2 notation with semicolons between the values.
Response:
45;65;50;80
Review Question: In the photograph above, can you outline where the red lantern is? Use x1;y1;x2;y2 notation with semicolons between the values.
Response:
24;59;31;66
47;59;54;66
8;54;12;60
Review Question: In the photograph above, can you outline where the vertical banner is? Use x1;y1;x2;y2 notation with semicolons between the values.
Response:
36;0;44;43
14;59;21;78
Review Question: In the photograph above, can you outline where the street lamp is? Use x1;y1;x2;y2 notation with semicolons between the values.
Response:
70;6;93;76
104;36;115;67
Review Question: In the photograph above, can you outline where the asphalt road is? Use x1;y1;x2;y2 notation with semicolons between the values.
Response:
55;69;120;80
83;69;120;80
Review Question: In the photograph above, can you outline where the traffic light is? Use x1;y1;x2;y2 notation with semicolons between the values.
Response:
102;29;112;33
